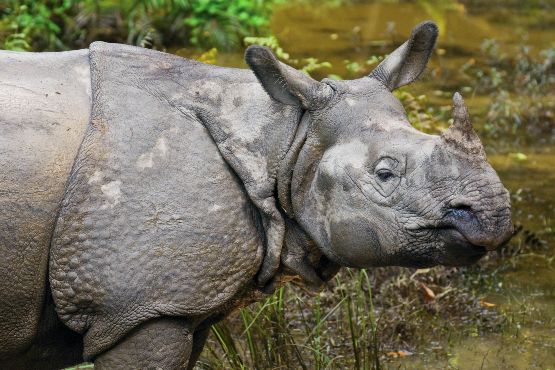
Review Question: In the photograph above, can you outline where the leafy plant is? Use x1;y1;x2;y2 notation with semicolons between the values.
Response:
244;35;332;77
460;38;555;143
185;0;276;50
1;1;77;51
243;35;290;59
395;90;450;134
0;0;279;51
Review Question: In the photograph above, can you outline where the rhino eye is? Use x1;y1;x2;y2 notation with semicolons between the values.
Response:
376;169;395;182
371;156;403;198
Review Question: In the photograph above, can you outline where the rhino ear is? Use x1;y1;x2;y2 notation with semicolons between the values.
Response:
369;21;438;91
245;45;333;110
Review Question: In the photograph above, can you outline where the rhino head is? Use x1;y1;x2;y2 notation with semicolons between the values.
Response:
246;21;513;273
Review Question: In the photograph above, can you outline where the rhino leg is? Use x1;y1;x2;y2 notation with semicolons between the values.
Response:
0;292;83;370
94;317;193;370
187;326;211;370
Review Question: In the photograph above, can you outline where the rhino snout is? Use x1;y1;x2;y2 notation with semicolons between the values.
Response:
443;204;513;251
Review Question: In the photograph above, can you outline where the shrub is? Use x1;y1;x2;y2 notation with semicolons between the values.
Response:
0;0;279;51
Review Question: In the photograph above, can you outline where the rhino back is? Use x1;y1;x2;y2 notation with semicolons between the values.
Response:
49;43;264;358
0;49;91;357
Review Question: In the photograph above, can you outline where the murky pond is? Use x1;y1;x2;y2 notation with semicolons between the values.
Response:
184;1;554;368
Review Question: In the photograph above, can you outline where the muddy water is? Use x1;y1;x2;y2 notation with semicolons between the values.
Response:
256;1;553;369
469;150;555;370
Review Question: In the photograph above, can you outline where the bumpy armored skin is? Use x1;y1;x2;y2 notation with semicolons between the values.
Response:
0;21;513;369
49;42;280;358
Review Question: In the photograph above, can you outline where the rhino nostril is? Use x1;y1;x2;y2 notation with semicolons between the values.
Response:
451;204;472;211
447;204;474;219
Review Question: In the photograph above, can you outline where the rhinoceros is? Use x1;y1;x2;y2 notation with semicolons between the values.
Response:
0;21;512;369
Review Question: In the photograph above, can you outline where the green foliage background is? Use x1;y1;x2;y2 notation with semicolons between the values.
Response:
0;0;279;51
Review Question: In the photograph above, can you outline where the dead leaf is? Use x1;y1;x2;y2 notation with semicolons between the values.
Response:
480;300;497;308
386;350;413;358
410;268;431;279
420;283;436;301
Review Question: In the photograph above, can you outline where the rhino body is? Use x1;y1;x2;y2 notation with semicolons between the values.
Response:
0;22;513;369
0;45;273;369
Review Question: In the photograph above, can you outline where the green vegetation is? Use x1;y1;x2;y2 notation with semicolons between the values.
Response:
0;0;279;51
460;39;555;144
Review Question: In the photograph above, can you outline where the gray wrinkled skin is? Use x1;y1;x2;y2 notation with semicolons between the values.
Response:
0;50;90;368
0;21;512;369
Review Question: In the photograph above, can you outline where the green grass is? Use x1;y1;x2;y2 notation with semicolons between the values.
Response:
195;226;547;369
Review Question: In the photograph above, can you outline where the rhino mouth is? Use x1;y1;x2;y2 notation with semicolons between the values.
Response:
394;226;487;269
438;228;488;265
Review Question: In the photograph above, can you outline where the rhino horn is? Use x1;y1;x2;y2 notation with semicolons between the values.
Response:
441;92;486;157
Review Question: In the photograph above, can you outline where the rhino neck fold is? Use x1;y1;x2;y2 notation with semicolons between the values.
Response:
279;217;341;289
276;110;341;288
188;73;324;288
276;111;311;217
188;77;336;288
